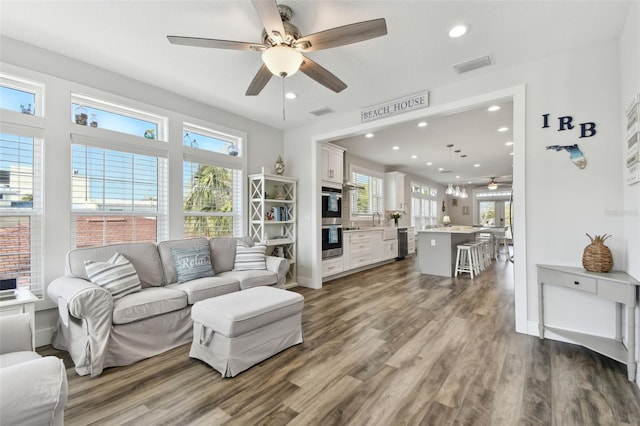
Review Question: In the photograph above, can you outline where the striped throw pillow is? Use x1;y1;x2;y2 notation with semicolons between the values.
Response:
84;253;142;299
233;243;267;271
171;245;215;284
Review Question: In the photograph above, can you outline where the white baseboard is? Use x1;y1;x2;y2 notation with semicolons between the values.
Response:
35;326;55;349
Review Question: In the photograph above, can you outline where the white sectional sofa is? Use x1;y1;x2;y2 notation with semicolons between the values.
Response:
48;237;288;377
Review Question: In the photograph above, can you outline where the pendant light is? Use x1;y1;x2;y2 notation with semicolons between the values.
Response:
460;154;469;198
445;144;454;195
453;149;461;197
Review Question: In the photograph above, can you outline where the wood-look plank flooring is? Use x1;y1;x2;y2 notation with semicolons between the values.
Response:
40;255;640;425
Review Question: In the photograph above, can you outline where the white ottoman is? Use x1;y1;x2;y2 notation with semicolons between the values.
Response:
189;286;304;377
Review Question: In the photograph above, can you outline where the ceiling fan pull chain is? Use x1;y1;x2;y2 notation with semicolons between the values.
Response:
282;76;286;121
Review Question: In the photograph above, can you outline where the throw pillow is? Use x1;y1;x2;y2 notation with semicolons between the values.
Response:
233;243;267;271
84;253;142;299
171;245;215;284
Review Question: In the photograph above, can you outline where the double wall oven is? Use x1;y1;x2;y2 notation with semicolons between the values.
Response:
321;186;343;258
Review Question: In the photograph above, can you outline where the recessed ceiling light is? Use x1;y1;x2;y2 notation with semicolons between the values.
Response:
488;105;500;112
448;24;468;38
510;152;514;156
427;162;433;166
438;167;444;171
365;133;374;138
411;155;418;159
418;121;428;127
456;175;460;179
474;164;480;167
498;127;509;132
285;92;298;99
392;146;399;150
468;181;472;184
505;141;514;146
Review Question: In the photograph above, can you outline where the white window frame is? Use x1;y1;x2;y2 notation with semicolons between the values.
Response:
71;93;168;141
411;181;438;229
70;133;169;247
182;123;246;238
349;165;384;218
0;73;45;116
0;124;44;296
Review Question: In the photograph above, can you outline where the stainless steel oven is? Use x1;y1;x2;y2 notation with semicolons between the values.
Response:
321;186;342;225
322;224;343;259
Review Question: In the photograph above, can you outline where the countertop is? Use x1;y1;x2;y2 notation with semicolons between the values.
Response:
417;227;486;234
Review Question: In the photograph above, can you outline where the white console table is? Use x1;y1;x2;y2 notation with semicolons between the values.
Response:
537;264;639;381
0;289;39;349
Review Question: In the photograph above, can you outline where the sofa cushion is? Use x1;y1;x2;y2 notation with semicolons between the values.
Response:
171;245;215;284
166;276;240;304
233;243;267;271
112;287;187;325
84;253;142;299
158;238;210;284
209;238;238;273
0;351;41;369
66;242;164;287
217;270;278;290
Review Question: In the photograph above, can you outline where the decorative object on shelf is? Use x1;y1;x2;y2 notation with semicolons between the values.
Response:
274;155;285;175
144;129;155;139
390;211;402;226
582;233;613;273
228;143;239;156
20;103;33;115
89;114;98;128
74;105;88;125
273;185;284;200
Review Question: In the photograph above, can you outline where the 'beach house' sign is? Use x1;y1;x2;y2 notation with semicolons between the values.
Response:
361;91;429;123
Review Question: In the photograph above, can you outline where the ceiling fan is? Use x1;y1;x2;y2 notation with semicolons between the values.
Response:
486;177;512;190
167;0;387;96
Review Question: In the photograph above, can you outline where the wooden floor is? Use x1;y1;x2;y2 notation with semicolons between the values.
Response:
41;255;640;425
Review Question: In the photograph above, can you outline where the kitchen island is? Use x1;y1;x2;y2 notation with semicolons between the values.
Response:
417;227;485;277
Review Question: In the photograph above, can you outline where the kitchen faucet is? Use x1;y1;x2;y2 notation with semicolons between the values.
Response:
372;212;381;227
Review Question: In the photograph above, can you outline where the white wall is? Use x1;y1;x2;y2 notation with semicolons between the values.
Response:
285;40;629;341
618;0;640;384
1;37;284;346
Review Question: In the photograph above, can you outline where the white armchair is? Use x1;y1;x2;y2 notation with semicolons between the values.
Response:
0;313;68;426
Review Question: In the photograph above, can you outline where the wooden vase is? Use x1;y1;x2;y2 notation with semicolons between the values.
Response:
582;233;613;273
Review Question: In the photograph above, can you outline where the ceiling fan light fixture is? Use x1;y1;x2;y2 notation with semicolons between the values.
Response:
488;179;498;190
262;46;303;77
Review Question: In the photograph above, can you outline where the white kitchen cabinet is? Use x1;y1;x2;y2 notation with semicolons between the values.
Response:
383;239;398;259
370;230;383;263
321;143;344;186
322;256;344;277
384;171;407;213
407;226;416;255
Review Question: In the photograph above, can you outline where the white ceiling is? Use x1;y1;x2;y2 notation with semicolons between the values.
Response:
0;1;631;185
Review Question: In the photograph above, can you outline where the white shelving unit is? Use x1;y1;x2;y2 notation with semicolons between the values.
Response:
249;173;297;288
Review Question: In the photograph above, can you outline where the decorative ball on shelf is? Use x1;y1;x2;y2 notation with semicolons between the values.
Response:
582;233;613;272
274;155;285;175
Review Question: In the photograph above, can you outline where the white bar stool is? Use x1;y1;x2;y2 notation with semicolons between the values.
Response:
464;242;483;274
455;245;475;278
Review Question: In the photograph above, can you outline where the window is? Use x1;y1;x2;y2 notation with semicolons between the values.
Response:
183;125;241;156
411;182;438;229
0;131;43;294
71;94;166;140
183;162;242;238
182;125;244;238
0;73;44;116
71;139;167;247
350;167;384;217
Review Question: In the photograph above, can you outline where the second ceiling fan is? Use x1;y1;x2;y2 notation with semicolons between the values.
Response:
167;0;387;96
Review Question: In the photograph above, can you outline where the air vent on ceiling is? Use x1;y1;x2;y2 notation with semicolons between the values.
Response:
453;55;493;74
309;106;335;116
439;170;453;174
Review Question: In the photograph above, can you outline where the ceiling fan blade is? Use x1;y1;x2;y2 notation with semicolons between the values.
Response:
294;18;387;52
252;0;286;44
299;56;347;93
245;64;273;96
167;35;265;51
